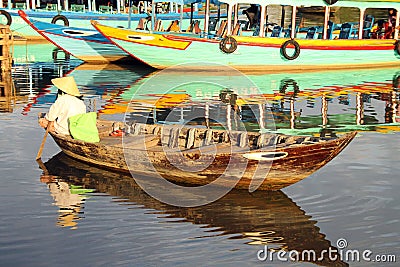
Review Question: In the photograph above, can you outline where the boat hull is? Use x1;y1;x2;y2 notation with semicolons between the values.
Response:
49;122;357;191
92;22;400;72
18;10;130;63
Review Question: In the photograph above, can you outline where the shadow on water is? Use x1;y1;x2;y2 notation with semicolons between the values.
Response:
41;152;348;267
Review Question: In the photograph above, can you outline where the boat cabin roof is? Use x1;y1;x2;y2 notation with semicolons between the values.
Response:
218;0;400;9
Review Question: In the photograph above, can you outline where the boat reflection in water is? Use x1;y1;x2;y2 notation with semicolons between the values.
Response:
17;62;152;115
0;72;17;113
105;66;400;135
42;153;348;267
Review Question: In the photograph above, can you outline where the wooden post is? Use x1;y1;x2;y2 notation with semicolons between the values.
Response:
0;25;13;102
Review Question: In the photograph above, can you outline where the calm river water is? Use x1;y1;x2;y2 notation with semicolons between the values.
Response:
0;45;399;266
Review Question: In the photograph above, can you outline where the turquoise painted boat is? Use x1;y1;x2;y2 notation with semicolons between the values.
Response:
18;10;132;62
92;0;400;72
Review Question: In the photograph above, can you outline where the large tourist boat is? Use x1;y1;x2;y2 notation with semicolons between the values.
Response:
92;0;400;72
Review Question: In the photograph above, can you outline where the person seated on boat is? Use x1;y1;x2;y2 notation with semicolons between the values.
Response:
39;76;86;136
242;4;260;29
387;8;397;39
370;19;388;39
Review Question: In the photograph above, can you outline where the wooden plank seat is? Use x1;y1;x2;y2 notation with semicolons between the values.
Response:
99;122;334;155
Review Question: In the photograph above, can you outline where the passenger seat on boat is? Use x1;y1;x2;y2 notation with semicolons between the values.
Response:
208;18;219;34
136;18;148;30
362;15;374;38
166;20;180;32
154;19;163;31
306;27;317;39
338;23;353;39
187;20;201;34
270;25;282;37
231;23;241;36
215;20;227;37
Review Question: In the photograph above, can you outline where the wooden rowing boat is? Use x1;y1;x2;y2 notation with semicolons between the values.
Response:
49;120;356;191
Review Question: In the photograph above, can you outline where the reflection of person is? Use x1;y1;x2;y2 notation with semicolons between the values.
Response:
39;76;86;136
40;175;86;230
48;181;85;229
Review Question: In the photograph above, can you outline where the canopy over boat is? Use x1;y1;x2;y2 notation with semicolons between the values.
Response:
218;0;400;9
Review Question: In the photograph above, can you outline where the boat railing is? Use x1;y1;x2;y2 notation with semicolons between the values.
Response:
99;5;113;14
70;4;85;13
46;3;58;11
15;3;26;9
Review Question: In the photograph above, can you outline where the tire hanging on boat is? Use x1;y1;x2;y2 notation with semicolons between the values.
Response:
219;36;238;54
395;40;400;56
323;0;338;5
0;10;12;26
280;39;300;60
51;15;69;26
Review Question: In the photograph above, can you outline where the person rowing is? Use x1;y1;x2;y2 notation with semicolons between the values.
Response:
39;76;86;136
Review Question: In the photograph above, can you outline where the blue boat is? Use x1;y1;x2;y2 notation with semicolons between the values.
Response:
19;10;132;63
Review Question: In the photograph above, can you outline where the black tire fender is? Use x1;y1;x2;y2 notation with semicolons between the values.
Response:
51;15;69;26
324;0;338;5
0;10;12;26
219;36;238;54
280;39;300;60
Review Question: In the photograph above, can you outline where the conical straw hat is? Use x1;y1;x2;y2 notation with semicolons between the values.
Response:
51;76;81;97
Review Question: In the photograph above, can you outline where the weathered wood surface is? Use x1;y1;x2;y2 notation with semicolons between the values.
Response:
50;120;357;190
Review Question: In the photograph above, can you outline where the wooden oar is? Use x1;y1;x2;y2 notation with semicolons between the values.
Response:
36;158;49;175
36;121;53;160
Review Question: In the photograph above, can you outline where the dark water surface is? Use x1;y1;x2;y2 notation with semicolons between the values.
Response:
0;53;399;266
